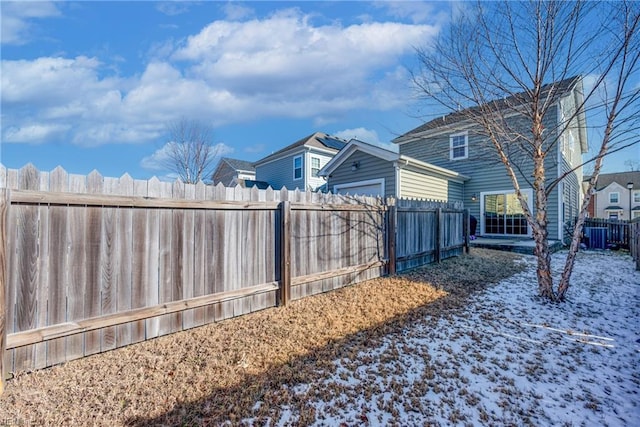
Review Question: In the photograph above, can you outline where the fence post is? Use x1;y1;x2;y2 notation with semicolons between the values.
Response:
463;209;470;254
435;207;442;263
278;201;291;306
0;189;8;395
387;204;397;275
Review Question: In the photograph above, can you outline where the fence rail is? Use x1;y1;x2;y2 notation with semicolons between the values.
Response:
0;164;467;387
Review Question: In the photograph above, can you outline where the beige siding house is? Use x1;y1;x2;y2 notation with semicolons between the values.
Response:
589;172;640;220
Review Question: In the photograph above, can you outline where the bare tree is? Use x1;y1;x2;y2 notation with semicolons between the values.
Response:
162;118;221;184
414;0;640;301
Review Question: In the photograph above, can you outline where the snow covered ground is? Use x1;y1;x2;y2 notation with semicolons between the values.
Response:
263;251;640;426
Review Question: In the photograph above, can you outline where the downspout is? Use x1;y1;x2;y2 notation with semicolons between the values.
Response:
557;102;565;245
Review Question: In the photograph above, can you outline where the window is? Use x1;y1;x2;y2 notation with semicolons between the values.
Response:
609;192;619;204
633;211;640;219
311;156;320;177
634;190;640;204
450;132;468;160
608;212;619;220
293;155;302;180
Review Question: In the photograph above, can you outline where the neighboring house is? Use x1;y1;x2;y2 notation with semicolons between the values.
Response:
254;132;346;191
392;76;588;241
212;157;256;186
586;171;640;220
319;139;469;200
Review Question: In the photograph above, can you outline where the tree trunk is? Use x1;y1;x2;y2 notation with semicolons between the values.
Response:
532;223;554;299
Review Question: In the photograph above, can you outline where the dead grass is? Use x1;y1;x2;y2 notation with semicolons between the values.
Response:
0;249;525;426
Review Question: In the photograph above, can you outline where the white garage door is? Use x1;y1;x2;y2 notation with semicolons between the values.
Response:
334;179;384;197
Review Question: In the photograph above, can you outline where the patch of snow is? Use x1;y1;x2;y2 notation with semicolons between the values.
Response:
254;251;640;425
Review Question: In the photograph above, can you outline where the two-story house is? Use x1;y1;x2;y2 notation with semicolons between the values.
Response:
212;157;256;186
586;171;640;220
392;76;588;241
323;76;588;242
254;132;346;191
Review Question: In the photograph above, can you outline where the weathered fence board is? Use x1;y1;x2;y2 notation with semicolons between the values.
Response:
0;165;466;376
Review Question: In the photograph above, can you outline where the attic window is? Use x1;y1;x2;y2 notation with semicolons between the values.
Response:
450;132;468;160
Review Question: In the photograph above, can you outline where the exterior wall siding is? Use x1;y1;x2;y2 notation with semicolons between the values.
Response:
256;150;306;190
399;106;563;239
212;162;236;186
306;150;336;191
399;166;460;201
327;151;396;197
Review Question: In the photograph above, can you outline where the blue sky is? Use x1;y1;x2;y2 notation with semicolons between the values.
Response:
1;1;637;180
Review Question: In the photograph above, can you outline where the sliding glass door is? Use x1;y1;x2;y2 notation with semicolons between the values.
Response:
482;191;530;236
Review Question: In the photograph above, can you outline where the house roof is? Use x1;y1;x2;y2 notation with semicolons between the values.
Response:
585;171;640;191
394;75;582;142
319;138;469;183
221;157;255;173
254;132;347;166
604;206;624;210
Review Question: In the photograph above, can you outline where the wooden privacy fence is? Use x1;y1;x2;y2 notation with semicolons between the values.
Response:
0;164;467;387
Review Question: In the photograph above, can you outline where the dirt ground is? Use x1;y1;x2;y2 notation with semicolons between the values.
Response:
0;249;525;426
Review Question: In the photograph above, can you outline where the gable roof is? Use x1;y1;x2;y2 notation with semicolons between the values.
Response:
221;157;255;173
586;171;640;191
254;132;346;166
320;138;469;183
394;75;582;142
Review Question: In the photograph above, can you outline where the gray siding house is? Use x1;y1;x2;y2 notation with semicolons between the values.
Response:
254;132;346;191
319;139;468;200
394;76;588;241
212;157;256;186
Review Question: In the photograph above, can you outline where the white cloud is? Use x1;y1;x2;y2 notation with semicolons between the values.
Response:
1;1;61;45
333;128;382;145
222;2;255;21
1;8;442;147
376;1;446;25
3;123;70;143
332;127;397;152
155;1;193;16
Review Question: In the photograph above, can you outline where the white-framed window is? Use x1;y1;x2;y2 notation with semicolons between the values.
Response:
633;190;640;203
449;132;468;160
608;211;619;220
311;156;320;177
609;192;619;204
293;155;302;180
632;211;640;219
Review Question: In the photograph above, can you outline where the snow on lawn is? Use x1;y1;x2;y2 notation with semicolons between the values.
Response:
267;251;640;426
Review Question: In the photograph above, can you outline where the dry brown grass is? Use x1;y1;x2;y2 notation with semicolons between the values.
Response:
0;249;525;426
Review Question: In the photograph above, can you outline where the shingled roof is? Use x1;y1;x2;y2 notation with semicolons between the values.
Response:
395;76;582;141
254;132;346;166
221;157;255;172
586;171;640;191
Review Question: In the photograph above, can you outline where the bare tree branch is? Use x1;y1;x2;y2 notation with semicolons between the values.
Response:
162;118;221;184
412;0;640;302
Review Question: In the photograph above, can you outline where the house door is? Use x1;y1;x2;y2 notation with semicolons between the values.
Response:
481;191;530;236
